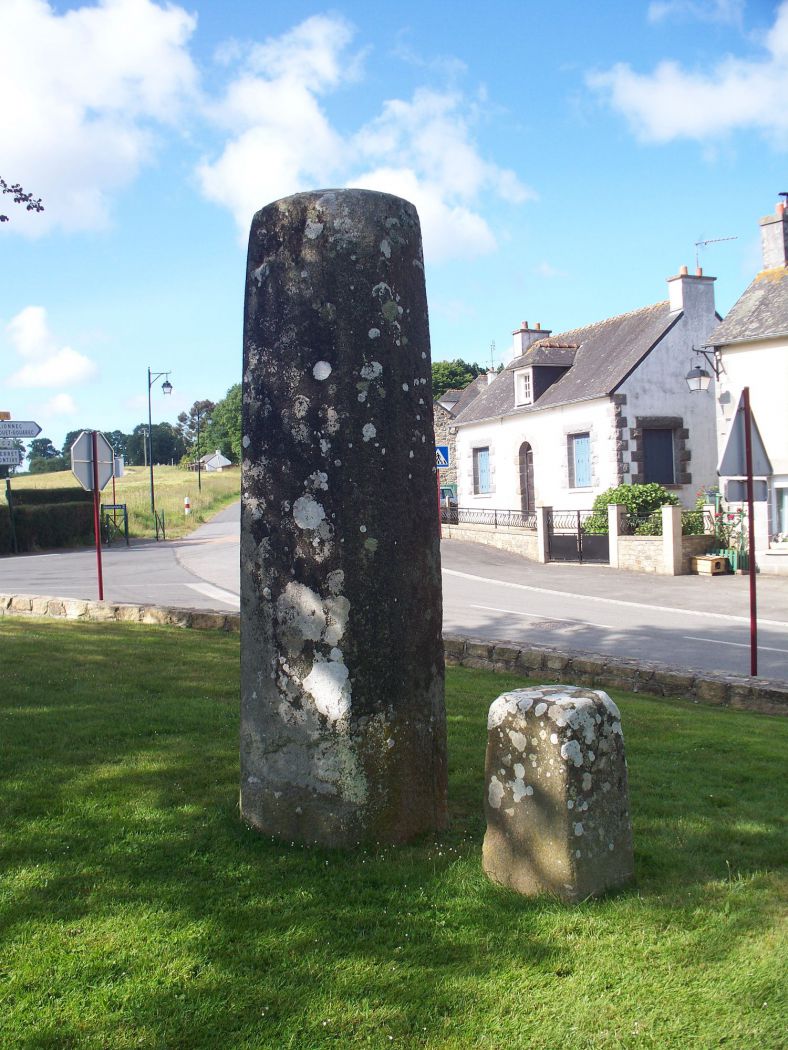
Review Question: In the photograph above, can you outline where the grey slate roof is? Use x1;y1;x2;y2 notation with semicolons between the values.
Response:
706;267;788;347
454;300;678;426
436;374;489;418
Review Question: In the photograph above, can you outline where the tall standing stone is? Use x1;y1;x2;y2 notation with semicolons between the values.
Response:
240;189;447;847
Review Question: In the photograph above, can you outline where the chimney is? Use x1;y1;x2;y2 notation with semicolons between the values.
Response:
486;370;497;385
759;199;788;269
667;265;716;316
511;320;551;361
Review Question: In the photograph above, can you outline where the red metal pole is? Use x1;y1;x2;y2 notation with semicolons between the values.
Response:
91;430;104;601
437;467;442;539
743;387;757;676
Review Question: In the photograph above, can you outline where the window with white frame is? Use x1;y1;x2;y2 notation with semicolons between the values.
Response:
472;446;492;494
514;368;533;407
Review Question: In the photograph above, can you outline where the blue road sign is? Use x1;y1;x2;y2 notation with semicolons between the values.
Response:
435;445;450;468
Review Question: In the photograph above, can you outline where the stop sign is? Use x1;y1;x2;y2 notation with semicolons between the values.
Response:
70;431;115;492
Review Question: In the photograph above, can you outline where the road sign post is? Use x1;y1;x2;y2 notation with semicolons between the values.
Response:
742;389;758;677
5;479;18;554
71;430;114;601
718;389;769;677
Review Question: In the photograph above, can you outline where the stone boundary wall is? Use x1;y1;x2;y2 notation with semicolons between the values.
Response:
0;593;239;632
1;593;784;717
441;523;539;560
681;534;715;574
616;534;662;574
617;533;713;575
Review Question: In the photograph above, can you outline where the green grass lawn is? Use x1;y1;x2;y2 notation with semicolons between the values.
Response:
1;620;785;1049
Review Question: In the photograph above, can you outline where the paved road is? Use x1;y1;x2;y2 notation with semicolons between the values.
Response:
1;504;786;681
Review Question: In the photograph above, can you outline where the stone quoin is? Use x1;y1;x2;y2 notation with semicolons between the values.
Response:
240;189;447;847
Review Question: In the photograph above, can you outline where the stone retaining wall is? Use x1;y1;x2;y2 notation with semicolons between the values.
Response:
441;523;540;560
0;593;238;632
2;592;784;717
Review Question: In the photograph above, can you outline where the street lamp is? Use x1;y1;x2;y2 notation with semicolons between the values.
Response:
195;403;202;493
685;346;724;392
147;366;172;520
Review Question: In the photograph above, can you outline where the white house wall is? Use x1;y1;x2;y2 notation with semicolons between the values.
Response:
617;316;719;506
455;396;619;510
716;334;788;543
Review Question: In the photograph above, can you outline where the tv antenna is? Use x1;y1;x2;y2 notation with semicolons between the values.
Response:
489;340;496;370
695;235;737;271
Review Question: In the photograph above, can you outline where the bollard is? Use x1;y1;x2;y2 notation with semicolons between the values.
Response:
184;496;191;516
240;189;447;847
483;685;634;901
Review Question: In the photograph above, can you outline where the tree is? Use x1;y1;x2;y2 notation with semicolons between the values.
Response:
127;422;186;465
1;177;44;223
104;430;130;460
431;359;483;399
208;384;241;461
28;455;68;474
28;437;60;460
176;400;215;459
62;429;129;461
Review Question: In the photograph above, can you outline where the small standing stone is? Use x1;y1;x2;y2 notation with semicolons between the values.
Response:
240;189;447;847
482;685;634;902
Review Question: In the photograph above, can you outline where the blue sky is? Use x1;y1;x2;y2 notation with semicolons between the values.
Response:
1;0;786;453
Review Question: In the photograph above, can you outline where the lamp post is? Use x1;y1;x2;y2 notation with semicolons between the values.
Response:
147;367;173;519
195;403;202;493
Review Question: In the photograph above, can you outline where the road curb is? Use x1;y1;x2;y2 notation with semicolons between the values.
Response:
2;592;785;717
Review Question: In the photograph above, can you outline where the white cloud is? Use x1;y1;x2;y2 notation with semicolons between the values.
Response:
589;1;788;145
349;166;497;262
196;15;352;228
5;306;98;388
0;0;198;234
44;393;78;415
197;16;533;262
647;0;743;25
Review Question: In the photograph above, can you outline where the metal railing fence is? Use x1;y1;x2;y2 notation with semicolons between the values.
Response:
440;506;537;530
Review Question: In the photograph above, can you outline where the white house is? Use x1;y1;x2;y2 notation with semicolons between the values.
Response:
453;268;720;512
706;198;788;570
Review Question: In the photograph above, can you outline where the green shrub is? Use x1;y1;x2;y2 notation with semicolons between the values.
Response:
9;486;91;506
583;484;679;535
0;501;94;553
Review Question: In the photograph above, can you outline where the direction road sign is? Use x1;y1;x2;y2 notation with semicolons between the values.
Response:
435;445;450;467
0;449;23;466
0;420;41;439
0;438;21;449
71;431;114;492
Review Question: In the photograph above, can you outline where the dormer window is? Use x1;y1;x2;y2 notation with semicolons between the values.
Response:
514;368;533;407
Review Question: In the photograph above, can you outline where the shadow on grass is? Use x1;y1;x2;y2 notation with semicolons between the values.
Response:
1;621;786;1048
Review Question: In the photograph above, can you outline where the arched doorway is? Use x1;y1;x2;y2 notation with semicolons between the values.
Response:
518;441;534;513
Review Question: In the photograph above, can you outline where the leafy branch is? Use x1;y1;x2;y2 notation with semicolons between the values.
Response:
1;178;45;223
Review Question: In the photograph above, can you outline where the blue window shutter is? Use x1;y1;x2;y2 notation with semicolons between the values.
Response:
573;434;591;487
477;447;491;493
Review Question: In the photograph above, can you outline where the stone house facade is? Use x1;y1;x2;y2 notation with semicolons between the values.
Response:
452;270;720;512
433;375;489;490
